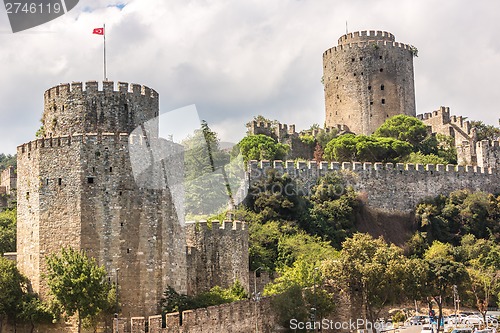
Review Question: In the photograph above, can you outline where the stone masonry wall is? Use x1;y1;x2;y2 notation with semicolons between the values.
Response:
186;220;249;295
17;81;187;325
115;297;276;333
17;134;187;319
323;30;416;135
0;166;16;195
249;160;500;212
42;81;158;137
476;140;500;169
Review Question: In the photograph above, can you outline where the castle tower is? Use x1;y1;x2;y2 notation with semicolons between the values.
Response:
323;30;416;135
16;81;187;318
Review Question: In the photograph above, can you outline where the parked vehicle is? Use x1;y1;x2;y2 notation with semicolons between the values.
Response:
462;314;484;325
450;329;472;333
407;316;428;325
421;325;434;333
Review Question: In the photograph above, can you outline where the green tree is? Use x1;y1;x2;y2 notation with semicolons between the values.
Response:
0;257;26;330
17;294;53;333
182;121;235;218
404;151;447;165
0;208;16;254
235;134;289;162
45;247;112;333
470;120;500;141
0;153;16;171
247;169;307;223
249;221;281;271
307;174;359;248
161;281;248;314
425;256;467;332
373;114;428;147
323;134;412;163
265;258;335;330
323;233;407;323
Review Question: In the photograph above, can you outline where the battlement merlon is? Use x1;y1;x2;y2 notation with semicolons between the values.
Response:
248;160;497;175
184;220;247;231
323;40;414;57
15;133;155;154
44;81;159;100
337;30;395;45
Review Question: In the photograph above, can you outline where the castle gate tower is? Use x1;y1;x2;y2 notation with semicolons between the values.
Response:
17;81;187;318
323;30;416;135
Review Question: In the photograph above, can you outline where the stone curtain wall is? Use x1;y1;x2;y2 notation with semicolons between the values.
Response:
115;297;276;333
17;133;188;318
249;160;500;212
323;30;416;135
185;220;249;295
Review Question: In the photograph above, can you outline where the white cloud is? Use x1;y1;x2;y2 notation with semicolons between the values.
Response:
0;0;499;153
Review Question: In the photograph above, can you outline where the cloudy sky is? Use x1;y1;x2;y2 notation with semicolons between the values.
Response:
0;0;498;154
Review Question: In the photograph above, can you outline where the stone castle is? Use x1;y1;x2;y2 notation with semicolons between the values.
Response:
323;30;416;135
15;81;249;325
5;30;500;333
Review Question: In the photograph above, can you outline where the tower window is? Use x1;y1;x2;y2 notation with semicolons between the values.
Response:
370;101;374;105
381;99;386;104
351;58;355;62
359;57;363;61
380;68;384;72
381;85;385;90
87;177;94;184
58;178;62;186
368;85;372;90
336;76;338;80
109;167;113;172
379;56;383;60
127;248;130;254
354;73;356;76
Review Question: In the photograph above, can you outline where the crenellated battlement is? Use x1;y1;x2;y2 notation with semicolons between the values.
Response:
249;160;496;176
323;39;413;56
42;80;159;138
476;139;500;169
185;220;247;231
44;81;158;100
16;133;143;154
417;106;450;121
337;30;395;45
248;160;500;212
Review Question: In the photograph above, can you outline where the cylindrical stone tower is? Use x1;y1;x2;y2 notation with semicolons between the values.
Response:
323;30;416;135
17;81;187;322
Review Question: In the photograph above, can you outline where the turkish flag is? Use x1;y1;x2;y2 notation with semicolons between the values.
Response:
93;28;104;35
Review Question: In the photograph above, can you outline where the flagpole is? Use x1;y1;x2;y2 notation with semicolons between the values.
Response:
103;23;107;81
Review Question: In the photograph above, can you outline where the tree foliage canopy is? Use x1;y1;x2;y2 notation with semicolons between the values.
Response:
45;247;112;333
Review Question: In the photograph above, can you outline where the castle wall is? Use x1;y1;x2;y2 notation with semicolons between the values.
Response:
249;160;500;212
113;298;276;333
417;106;476;152
0;166;16;195
476;140;500;169
42;81;159;137
17;81;188;322
186;220;249;295
323;31;416;135
17;134;188;318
